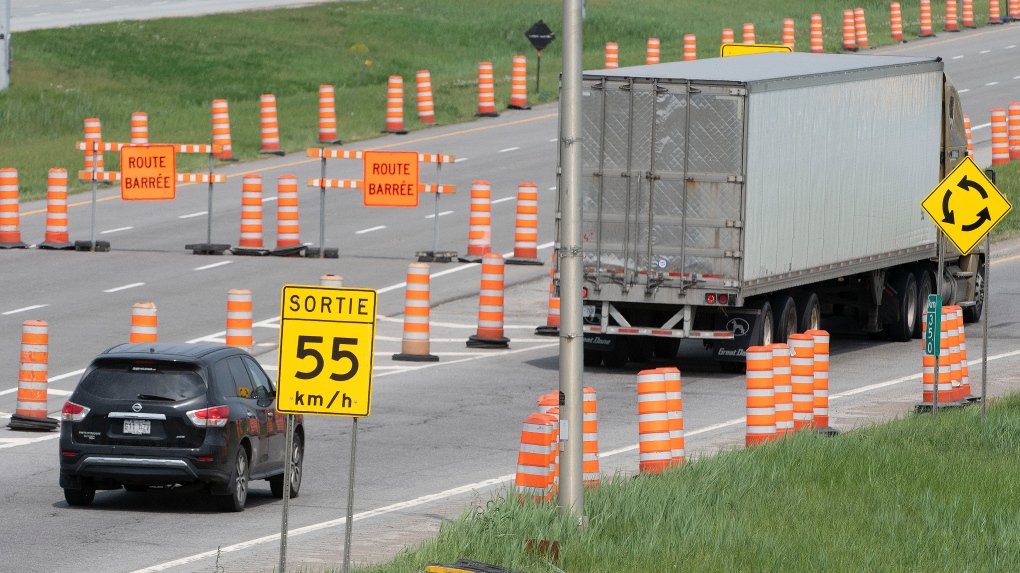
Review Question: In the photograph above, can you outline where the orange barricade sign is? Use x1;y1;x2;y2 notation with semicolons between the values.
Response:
120;145;177;200
363;151;419;207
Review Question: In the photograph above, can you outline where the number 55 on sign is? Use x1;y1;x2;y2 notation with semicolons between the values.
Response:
277;285;377;417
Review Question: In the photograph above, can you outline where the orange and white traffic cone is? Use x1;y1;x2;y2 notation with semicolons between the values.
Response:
393;263;439;362
807;330;835;434
637;368;671;474
947;306;965;402
990;0;1003;23
789;333;816;431
317;85;343;144
946;0;960;31
770;343;794;436
507;182;541;265
83;118;104;173
663;367;685;466
962;0;975;27
583;386;600;487
992;108;1010;165
8;320;58;431
1008;102;1020;160
958;313;974;400
383;75;408;134
233;174;267;255
721;28;735;45
645;38;660;65
39;168;73;250
515;412;555;502
320;274;343;287
259;94;285;156
273;174;303;255
226;289;253;354
211;99;236;161
745;346;776;447
920;0;935;36
842;10;857;51
604;42;618;69
460;180;492;263
781;18;795;50
467;253;510;348
890;3;904;42
742;22;755;44
0;168;26;249
475;62;499;117
1011;0;1020;20
416;70;436;124
809;14;824;53
682;34;697;61
131;112;148;144
536;253;560;336
508;55;530;110
130;302;158;343
854;8;869;50
964;115;974;156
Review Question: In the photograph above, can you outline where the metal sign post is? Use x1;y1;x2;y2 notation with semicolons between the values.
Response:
525;20;556;94
1;0;9;91
90;142;98;250
277;414;295;573
982;232;990;418
431;162;442;256
342;418;358;573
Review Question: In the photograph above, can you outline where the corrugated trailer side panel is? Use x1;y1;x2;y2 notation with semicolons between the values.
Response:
742;70;941;286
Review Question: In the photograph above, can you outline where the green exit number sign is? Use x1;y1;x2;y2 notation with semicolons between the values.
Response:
924;294;942;357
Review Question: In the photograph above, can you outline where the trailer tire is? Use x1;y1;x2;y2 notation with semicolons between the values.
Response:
771;295;798;344
583;348;603;368
601;337;630;369
886;271;917;342
913;268;934;338
962;261;985;324
748;298;774;348
629;337;653;364
794;292;820;333
654;338;681;360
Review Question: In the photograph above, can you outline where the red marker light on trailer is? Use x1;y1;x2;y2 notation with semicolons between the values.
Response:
706;293;717;304
582;287;588;297
719;294;729;305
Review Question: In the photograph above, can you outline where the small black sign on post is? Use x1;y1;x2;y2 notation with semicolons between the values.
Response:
525;20;556;94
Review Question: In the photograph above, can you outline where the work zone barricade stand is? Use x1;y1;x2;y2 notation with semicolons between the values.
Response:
305;147;457;261
75;141;226;253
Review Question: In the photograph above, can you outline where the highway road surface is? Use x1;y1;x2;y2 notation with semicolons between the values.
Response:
1;21;1019;573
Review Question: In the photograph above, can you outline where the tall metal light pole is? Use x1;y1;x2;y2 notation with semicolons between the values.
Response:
1;0;10;91
558;0;585;525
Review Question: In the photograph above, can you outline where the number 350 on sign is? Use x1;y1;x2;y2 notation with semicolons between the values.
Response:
277;285;377;417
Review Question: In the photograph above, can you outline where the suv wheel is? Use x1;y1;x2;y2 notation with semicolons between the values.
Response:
218;447;250;512
270;433;304;499
64;487;96;507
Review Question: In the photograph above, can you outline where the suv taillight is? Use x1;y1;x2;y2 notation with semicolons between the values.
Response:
186;406;230;427
62;401;90;422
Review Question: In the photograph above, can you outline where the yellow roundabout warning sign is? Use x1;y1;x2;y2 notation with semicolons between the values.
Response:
920;156;1012;255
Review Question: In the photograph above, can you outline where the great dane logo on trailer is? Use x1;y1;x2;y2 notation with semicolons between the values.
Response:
726;318;750;337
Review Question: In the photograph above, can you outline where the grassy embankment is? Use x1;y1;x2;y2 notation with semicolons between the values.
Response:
355;394;1020;573
2;0;1015;213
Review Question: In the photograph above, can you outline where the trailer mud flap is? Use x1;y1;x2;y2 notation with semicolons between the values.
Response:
583;333;615;352
713;315;756;362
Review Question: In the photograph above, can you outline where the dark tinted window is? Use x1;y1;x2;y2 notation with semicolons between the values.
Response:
78;360;205;401
241;356;273;399
227;357;257;399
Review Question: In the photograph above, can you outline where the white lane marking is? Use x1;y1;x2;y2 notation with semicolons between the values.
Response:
491;196;515;204
549;186;556;191
986;81;999;86
952;55;964;60
498;147;520;153
980;50;990;54
73;8;90;11
549;138;557;142
194;261;232;271
101;226;133;234
0;433;60;450
34;12;49;16
104;282;144;293
1006;45;1016;49
454;158;468;163
0;368;88;397
425;211;454;219
2;304;50;316
1015;76;1020;80
263;196;278;203
355;225;386;234
972;122;991;131
959;88;970;93
178;211;207;219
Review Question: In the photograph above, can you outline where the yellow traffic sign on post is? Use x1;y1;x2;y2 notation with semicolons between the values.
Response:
720;43;793;57
921;156;1012;255
277;285;377;417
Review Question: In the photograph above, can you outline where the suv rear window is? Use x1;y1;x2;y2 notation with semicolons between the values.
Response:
78;360;206;401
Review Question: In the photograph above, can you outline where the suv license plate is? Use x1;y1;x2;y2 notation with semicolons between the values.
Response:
123;419;151;435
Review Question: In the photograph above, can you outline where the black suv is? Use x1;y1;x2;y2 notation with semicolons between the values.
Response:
59;343;304;511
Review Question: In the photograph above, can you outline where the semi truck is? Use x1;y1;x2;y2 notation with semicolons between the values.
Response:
569;52;981;370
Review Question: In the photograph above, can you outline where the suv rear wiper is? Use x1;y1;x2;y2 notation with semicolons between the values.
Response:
136;393;177;401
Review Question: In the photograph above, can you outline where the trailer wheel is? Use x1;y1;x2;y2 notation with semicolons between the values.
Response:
913;268;934;338
629;337;653;364
601;337;630;369
771;295;798;344
886;271;917;342
583;348;603;368
794;292;820;333
962;262;985;324
748;298;774;347
654;338;681;360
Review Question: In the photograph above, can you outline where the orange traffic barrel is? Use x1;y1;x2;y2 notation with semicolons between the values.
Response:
237;174;265;250
130;112;148;144
637;368;671;474
83;117;104;172
583;386;600;486
467;253;510;348
463;180;492;261
383;75;408;134
946;306;964;402
964;115;974;155
770;343;794;436
789;333;815;431
991;108;1009;165
890;3;904;41
1012;0;1020;19
536;252;560;336
259;94;285;156
317;85;342;144
806;330;832;431
8;320;58;431
226;289;253;354
130;302;158;343
920;0;935;36
921;309;953;405
515;412;555;502
645;38;660;65
604;42;618;69
721;28;735;45
959;311;973;399
393;263;438;362
0;168;26;249
946;0;959;31
842;10;857;51
781;18;795;50
990;0;1003;23
682;34;697;61
211;99;236;160
962;0;975;27
742;22;755;44
475;62;499;117
745;346;776;447
320;274;344;287
416;70;436;124
273;174;302;254
538;390;559;414
662;367;685;466
809;14;824;53
39;168;72;249
853;7;869;49
1008;102;1020;160
508;182;540;264
509;55;530;110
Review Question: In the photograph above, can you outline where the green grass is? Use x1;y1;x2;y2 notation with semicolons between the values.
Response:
989;161;1020;239
352;394;1020;573
0;0;1009;200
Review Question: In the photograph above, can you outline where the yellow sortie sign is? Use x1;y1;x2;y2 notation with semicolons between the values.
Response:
920;156;1012;255
277;285;377;417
